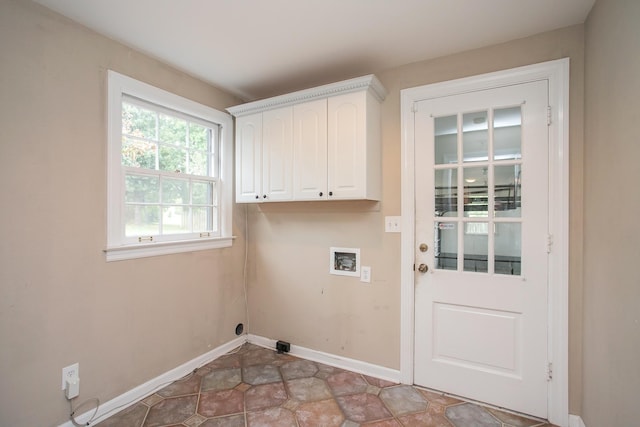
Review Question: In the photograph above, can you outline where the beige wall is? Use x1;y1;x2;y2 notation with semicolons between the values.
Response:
0;1;246;426
248;24;586;414
583;0;640;425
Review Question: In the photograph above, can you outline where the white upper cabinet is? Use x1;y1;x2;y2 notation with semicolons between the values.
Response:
328;90;381;200
262;106;293;201
293;98;328;200
235;113;262;202
228;75;386;203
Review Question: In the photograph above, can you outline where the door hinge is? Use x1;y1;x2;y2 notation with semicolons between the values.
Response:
547;106;552;126
413;263;416;271
546;233;553;254
546;362;553;381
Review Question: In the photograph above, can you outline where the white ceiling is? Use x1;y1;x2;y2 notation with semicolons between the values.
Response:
33;0;594;101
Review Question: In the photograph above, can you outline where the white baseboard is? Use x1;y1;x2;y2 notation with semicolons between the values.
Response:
58;336;247;427
247;334;401;384
569;414;586;427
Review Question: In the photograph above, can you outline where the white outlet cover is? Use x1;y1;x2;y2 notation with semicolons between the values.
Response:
360;266;371;283
62;363;79;390
385;216;401;233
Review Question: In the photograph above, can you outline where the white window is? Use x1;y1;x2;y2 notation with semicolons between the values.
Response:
106;71;233;261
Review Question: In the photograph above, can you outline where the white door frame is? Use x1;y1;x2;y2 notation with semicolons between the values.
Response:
400;59;570;427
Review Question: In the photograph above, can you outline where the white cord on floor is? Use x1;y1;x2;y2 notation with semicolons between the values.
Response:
69;397;100;426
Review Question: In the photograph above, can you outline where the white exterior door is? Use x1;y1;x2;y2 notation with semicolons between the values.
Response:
413;80;550;418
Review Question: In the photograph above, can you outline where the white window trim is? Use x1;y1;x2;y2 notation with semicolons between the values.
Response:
106;70;234;261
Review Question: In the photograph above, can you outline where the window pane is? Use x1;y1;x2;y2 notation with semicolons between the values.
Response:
192;181;214;205
463;167;488;217
193;207;213;232
495;165;521;217
495;223;521;275
434;115;457;165
162;206;189;234
122;138;156;169
463;111;488;162
125;205;160;236
159;145;187;173
189;150;210;176
494;107;522;160
122;102;156;140
162;178;189;204
464;224;488;273
435;169;457;217
435;222;457;270
125;174;159;203
189;123;209;151
158;113;186;146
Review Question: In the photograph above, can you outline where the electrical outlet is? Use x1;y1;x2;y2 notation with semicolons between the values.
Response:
62;363;79;390
360;266;371;283
385;216;401;233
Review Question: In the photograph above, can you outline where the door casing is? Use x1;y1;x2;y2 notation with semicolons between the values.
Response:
399;59;570;427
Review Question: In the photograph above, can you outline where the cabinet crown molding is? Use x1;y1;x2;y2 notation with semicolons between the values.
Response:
227;74;386;117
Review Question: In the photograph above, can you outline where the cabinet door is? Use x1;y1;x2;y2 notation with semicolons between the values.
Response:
293;99;327;200
328;91;367;199
262;107;293;201
235;113;262;203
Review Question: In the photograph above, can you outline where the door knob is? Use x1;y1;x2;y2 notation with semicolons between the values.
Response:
419;243;428;252
417;264;429;273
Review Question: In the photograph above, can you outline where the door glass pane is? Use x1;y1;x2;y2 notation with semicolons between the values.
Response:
435;169;457;217
435;222;457;270
463;167;488;217
494;107;521;160
434;115;457;165
464;224;488;272
495;165;521;217
495;223;521;275
463;111;488;162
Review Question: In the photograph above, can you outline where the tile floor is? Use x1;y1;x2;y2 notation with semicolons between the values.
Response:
96;344;556;427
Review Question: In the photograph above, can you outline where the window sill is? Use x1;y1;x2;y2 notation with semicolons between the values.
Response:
105;236;235;262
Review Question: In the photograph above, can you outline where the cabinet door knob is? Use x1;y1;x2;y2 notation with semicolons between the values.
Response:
329;191;333;196
319;192;323;197
263;195;267;199
255;195;259;199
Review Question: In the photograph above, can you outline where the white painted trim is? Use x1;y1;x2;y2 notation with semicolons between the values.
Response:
226;74;387;117
106;70;234;261
247;334;401;384
569;414;586;427
105;236;235;261
399;59;570;426
58;336;247;427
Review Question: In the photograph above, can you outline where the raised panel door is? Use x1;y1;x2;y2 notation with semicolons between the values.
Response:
293;99;327;200
262;107;293;201
327;92;366;199
235;113;262;202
